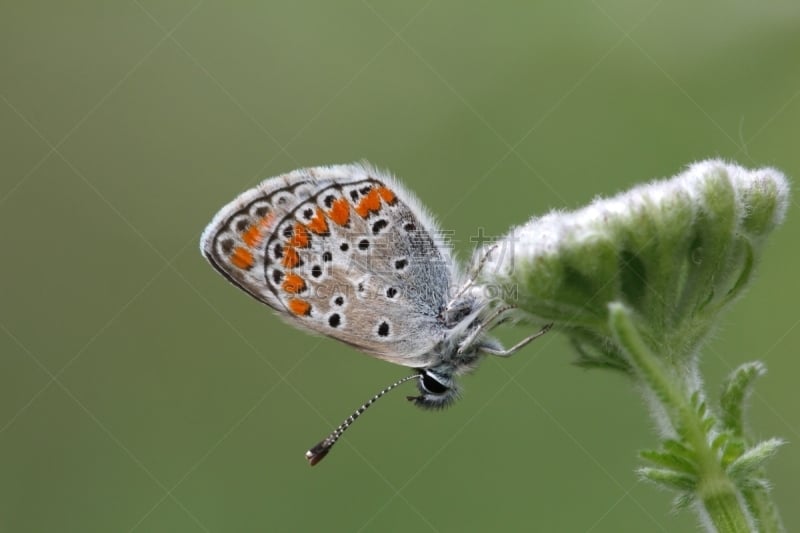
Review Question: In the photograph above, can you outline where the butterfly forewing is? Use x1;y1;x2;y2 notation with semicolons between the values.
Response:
201;164;456;367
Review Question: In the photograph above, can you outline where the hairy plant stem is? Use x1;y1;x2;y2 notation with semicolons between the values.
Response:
609;303;753;532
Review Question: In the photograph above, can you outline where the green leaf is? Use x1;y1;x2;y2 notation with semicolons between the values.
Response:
711;431;729;453
663;438;693;457
721;438;747;468
727;439;785;483
673;492;695;511
638;467;697;491
570;331;632;374
721;361;766;437
640;449;698;475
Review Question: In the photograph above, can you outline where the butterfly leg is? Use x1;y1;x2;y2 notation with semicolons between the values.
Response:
481;323;553;357
467;242;499;283
447;243;499;312
456;304;515;354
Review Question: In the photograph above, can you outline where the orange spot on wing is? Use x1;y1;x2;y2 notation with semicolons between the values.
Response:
242;225;261;248
377;186;396;205
355;189;381;218
307;208;329;234
241;213;275;248
282;246;300;268
290;223;310;248
288;298;311;316
231;247;254;270
329;197;350;226
282;273;306;294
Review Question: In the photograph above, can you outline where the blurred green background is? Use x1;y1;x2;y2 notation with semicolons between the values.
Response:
2;1;798;531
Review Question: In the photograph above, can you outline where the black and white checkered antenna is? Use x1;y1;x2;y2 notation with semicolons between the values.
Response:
305;374;420;466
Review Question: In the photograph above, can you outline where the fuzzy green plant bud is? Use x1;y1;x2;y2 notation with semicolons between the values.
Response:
477;160;789;368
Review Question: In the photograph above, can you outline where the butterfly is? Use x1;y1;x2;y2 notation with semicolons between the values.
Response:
200;163;550;464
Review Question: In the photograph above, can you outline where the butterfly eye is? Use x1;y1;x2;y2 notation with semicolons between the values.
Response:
421;371;449;394
407;370;458;410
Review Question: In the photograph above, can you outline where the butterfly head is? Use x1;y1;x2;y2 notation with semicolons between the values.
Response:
407;292;505;409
